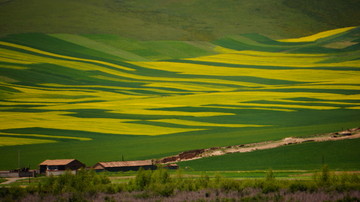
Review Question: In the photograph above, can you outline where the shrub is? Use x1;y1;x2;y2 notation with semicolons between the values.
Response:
320;164;330;184
219;179;241;191
265;168;275;181
261;182;280;194
333;173;360;192
132;168;152;190
0;186;26;201
0;188;9;199
130;167;175;196
40;169;111;194
336;173;360;185
176;179;197;191
104;196;116;202
103;183;124;194
133;191;151;199
68;192;88;202
151;168;170;184
289;181;309;192
336;195;360;202
151;183;174;197
196;173;210;189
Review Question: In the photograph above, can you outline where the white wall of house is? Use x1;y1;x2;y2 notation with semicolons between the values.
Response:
46;170;76;176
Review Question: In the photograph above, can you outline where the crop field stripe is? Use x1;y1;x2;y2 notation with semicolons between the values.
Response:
81;34;216;61
50;34;151;62
278;26;357;42
0;136;57;146
132;61;360;83
149;119;270;128
0;41;135;71
186;53;360;68
0;27;359;169
0;132;91;141
167;59;305;70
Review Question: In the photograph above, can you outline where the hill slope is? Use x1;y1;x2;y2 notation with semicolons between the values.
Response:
0;27;359;169
179;138;360;171
0;0;359;40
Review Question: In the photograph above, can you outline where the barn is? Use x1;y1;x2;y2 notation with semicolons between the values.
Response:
39;159;85;176
93;160;156;172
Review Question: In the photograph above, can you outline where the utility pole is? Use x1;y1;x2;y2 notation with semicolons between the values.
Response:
28;164;31;184
18;150;20;169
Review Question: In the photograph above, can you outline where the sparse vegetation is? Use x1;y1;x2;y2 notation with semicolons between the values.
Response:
38;169;111;194
0;167;359;201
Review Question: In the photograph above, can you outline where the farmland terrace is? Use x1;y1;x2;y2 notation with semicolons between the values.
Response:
0;27;359;171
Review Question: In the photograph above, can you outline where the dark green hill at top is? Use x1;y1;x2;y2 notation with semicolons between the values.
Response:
0;0;359;40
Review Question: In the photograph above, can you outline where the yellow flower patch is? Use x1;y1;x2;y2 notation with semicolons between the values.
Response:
278;26;356;42
0;136;56;147
151;119;270;128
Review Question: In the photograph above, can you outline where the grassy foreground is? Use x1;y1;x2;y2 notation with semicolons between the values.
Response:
1;167;359;201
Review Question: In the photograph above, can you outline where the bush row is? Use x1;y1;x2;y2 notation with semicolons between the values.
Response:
0;165;359;201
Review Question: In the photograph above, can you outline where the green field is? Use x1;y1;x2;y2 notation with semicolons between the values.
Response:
179;138;360;171
0;26;359;170
1;0;360;40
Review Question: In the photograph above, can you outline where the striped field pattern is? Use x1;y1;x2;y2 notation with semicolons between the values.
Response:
0;27;359;169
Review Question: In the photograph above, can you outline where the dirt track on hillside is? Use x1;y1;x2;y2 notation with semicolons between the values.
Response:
0;177;23;185
158;127;360;164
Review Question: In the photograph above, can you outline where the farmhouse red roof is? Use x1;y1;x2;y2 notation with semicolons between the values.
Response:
97;160;153;168
39;159;77;166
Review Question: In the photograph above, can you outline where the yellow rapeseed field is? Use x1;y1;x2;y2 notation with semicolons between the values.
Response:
278;26;356;42
1;27;359;141
0;111;203;136
0;136;56;146
150;119;269;128
0;42;134;71
185;52;360;68
0;132;91;141
133;61;359;83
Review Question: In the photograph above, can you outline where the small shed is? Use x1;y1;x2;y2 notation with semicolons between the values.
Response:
93;160;156;172
39;159;85;176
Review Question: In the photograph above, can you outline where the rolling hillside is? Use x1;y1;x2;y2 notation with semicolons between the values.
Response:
0;27;359;169
1;0;360;40
179;138;360;171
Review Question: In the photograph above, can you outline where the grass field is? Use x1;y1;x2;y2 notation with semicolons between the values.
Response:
179;138;360;171
0;26;359;170
1;0;360;40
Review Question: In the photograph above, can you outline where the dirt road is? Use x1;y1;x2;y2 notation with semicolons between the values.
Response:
0;177;23;185
159;127;360;164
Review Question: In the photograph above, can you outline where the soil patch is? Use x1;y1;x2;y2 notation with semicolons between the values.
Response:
158;127;360;164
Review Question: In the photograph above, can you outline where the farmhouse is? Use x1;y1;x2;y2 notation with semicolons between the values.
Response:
93;160;156;172
39;159;85;176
